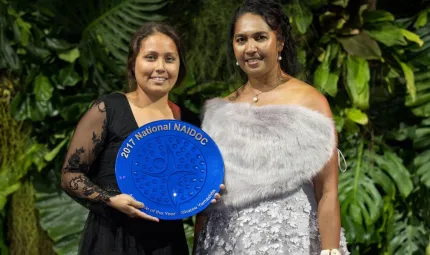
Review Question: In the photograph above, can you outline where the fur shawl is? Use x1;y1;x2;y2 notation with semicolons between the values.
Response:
201;98;336;209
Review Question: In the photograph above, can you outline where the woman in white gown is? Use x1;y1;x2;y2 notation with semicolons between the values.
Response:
194;0;349;254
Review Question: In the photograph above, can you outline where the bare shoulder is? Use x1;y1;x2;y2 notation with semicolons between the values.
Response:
224;91;239;102
282;79;332;118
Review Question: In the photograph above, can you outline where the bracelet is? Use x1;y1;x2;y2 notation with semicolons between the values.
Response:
321;249;340;255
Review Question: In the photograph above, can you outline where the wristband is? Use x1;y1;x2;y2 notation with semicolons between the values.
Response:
321;249;340;255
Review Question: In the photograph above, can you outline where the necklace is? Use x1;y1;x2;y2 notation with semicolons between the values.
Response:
238;77;290;103
252;92;263;103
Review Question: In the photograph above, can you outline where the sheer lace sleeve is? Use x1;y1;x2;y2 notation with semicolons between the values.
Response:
60;98;112;209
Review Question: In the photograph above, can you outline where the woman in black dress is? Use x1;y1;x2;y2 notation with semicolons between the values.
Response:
60;22;219;255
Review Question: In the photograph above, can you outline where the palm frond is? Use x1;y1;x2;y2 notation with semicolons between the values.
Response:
47;0;167;74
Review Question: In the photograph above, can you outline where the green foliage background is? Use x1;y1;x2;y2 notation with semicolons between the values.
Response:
1;0;430;254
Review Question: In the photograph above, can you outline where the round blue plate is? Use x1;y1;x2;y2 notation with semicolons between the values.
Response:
115;120;224;220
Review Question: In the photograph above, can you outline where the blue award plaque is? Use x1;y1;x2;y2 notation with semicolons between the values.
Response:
115;120;224;220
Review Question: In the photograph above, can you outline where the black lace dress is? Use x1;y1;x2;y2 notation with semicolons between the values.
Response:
61;93;189;255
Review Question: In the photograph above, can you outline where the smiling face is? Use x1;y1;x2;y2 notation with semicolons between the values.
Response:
233;13;284;78
134;32;180;97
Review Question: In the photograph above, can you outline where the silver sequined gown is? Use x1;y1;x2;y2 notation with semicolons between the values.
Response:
195;98;349;255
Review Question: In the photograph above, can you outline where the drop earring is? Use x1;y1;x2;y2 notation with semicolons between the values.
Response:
278;56;282;61
236;61;239;66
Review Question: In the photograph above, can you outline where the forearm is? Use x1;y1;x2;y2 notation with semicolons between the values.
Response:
192;213;207;254
61;172;112;206
317;192;341;250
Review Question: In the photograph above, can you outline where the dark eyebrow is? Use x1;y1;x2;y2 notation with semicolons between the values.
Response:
234;31;268;38
143;50;178;56
144;50;158;55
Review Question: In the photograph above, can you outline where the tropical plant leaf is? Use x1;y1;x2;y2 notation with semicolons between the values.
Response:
413;118;430;188
406;69;430;116
338;141;383;226
395;57;417;101
345;108;368;125
338;31;382;60
345;56;370;109
366;23;407;47
313;44;340;97
285;1;313;34
58;48;80;63
401;29;424;47
373;152;413;199
34;74;54;102
35;180;88;255
414;9;429;29
81;0;167;67
47;0;168;73
339;170;383;226
331;0;349;8
0;15;20;70
363;10;395;23
388;212;428;255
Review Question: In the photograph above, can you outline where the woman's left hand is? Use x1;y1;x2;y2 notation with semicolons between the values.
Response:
211;184;225;204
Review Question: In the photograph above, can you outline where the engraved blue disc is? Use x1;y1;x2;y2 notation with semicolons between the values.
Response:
115;120;224;220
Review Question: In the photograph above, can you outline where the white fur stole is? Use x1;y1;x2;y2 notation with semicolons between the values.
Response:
201;98;336;209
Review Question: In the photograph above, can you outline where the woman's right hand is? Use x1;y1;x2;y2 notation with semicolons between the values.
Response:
107;194;159;222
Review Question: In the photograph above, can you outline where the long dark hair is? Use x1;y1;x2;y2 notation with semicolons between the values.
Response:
126;22;187;91
228;0;299;76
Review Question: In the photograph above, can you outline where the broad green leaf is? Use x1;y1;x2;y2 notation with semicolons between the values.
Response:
0;182;21;209
388;213;427;255
346;56;370;109
58;48;80;63
26;43;51;60
60;103;89;122
35;100;58;118
286;2;313;34
34;74;54;101
338;141;383;226
406;90;430;107
346;108;368;125
413;150;430;167
15;17;31;46
401;29;424;47
331;0;349;8
339;171;383;226
416;162;430;188
313;61;330;92
44;139;69;162
46;38;74;51
342;217;369;244
76;0;168;67
0;23;20;70
366;23;407;47
414;127;430;148
368;170;396;197
58;65;82;87
396;59;416;102
35;178;88;255
313;44;339;97
343;119;361;133
333;115;344;133
338;31;381;60
374;152;413;199
414;9;429;29
363;10;395;23
325;70;340;97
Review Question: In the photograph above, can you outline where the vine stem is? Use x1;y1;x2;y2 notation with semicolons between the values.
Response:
353;138;364;202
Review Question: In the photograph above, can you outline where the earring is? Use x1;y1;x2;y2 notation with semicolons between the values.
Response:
236;61;239;66
278;56;282;61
